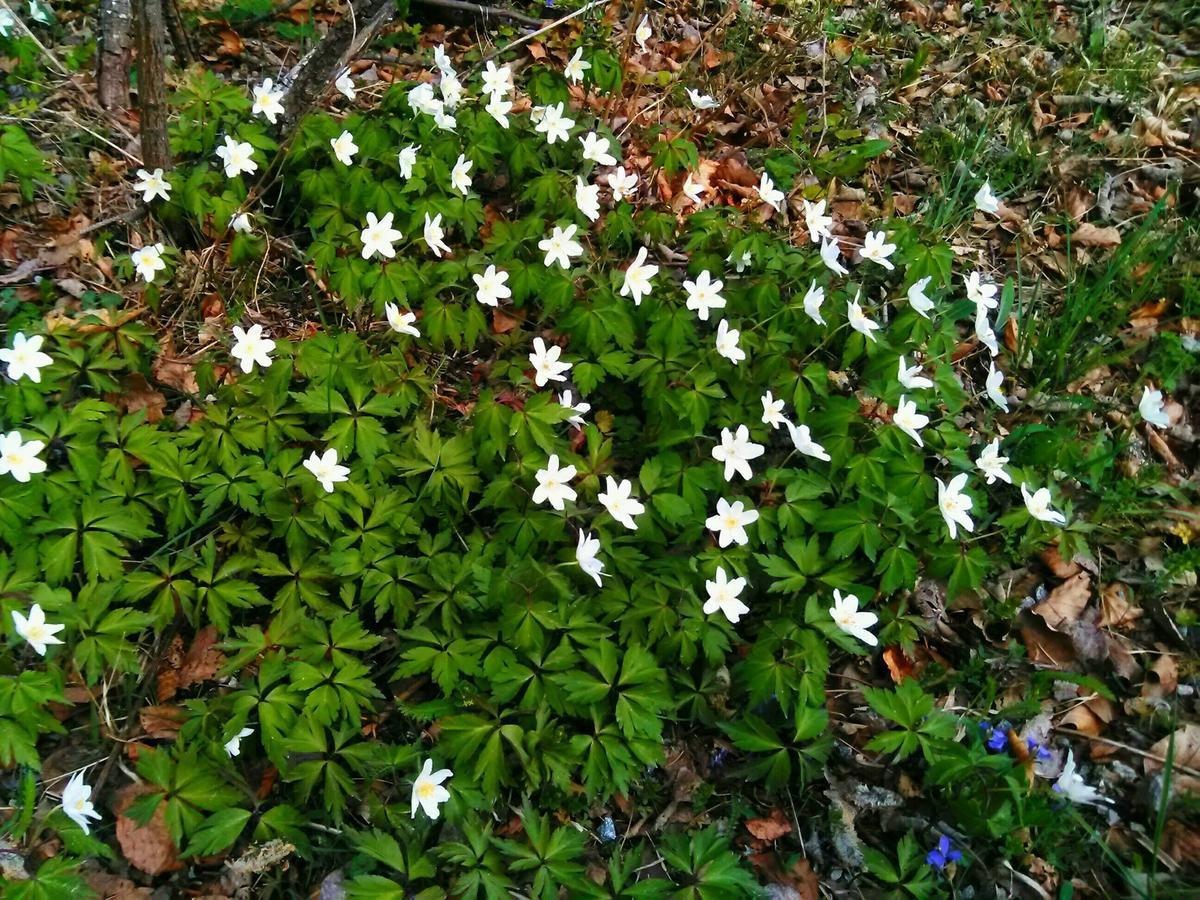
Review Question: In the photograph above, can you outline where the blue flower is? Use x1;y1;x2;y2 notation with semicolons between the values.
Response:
985;721;1010;752
926;834;963;871
1027;738;1052;760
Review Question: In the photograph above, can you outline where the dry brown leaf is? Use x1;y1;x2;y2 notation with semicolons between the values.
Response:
1032;573;1091;632
116;783;183;876
84;870;154;899
745;808;792;841
1040;545;1082;579
882;646;915;684
111;373;167;424
154;627;225;704
1072;223;1121;248
1134;115;1188;148
1145;724;1200;795
1098;582;1142;629
152;340;200;396
138;704;185;739
1020;621;1078;669
492;308;520;334
1161;820;1200;866
215;29;244;57
1064;184;1094;223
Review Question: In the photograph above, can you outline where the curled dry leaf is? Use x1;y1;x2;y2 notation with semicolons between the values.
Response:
1142;653;1178;700
1032;572;1091;632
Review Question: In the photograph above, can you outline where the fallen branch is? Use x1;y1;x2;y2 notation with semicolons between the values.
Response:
275;0;398;133
411;0;544;27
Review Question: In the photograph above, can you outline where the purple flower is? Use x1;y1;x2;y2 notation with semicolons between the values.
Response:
926;834;963;871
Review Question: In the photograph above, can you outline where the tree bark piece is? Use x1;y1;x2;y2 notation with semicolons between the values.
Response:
97;0;133;109
276;0;399;133
134;0;171;170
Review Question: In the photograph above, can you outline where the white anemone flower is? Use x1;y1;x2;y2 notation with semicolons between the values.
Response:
976;438;1011;485
786;422;830;461
756;172;785;211
598;477;645;530
580;132;617;166
893;396;929;447
820;238;848;275
760;391;787;429
251;79;285;124
558;390;590;426
1139;385;1170;428
985;363;1009;411
385;303;419;337
715;318;744;364
12;603;63;654
423;213;451;257
450;154;473;195
860;230;897;270
829;589;878;646
303;448;350;493
576;531;606;586
937;472;975;539
330;130;358;166
532;454;577;510
803;280;826;325
907;276;935;318
133;167;171;203
564;47;591;83
711;425;764;482
683;270;726;321
528;337;571;387
803;198;833;243
705;498;759;548
608;167;638;203
620;247;658;306
472;265;510;308
535;102;574;145
538;224;583;269
61;773;102;834
215;136;257;178
974;181;1001;215
703;566;749;624
897;356;934;391
411;759;453;819
1;332;52;382
360;212;403;260
229;324;275;373
1021;483;1067;526
130;243;166;283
